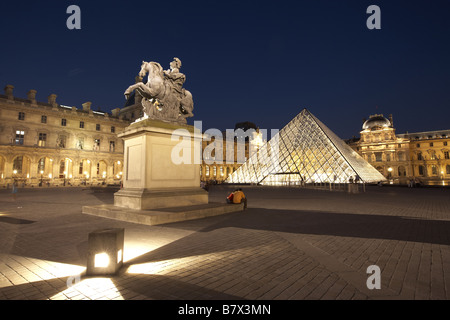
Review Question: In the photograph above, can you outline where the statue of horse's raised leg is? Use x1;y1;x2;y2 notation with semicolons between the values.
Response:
124;83;153;100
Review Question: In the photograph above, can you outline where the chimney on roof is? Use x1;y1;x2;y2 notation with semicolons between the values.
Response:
47;94;57;107
82;101;92;112
27;90;37;105
4;84;14;100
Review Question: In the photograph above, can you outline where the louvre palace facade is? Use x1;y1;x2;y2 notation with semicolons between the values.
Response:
0;85;127;187
2;83;449;188
348;114;450;186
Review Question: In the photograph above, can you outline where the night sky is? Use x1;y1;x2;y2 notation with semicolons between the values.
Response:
1;0;450;139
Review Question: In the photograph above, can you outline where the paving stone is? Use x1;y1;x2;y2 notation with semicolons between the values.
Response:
1;186;450;300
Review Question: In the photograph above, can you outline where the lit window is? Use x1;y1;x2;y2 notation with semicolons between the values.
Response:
94;139;100;151
38;158;45;174
13;156;23;174
38;133;47;147
431;165;438;175
15;130;25;145
58;160;66;178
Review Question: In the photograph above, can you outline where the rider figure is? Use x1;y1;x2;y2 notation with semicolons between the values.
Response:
164;57;185;96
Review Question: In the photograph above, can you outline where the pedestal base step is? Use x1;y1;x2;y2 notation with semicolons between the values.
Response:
82;202;244;226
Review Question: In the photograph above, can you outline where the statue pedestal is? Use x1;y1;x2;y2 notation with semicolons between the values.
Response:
82;118;244;226
114;119;207;210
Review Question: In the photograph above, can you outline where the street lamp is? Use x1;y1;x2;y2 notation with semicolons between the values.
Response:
40;170;44;187
86;228;124;276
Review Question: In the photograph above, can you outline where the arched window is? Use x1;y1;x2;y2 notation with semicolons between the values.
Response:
13;156;23;174
37;158;45;174
398;166;406;177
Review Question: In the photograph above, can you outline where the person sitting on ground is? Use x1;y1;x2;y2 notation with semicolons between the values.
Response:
233;188;247;209
226;190;236;204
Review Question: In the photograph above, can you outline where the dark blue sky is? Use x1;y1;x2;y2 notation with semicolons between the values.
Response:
1;0;450;139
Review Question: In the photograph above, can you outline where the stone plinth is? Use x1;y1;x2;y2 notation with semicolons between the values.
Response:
82;119;244;225
83;202;245;226
114;119;207;210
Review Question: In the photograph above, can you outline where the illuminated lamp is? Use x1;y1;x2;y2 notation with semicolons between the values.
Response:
86;228;124;276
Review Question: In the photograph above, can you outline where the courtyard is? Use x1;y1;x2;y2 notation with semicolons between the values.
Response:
0;184;450;300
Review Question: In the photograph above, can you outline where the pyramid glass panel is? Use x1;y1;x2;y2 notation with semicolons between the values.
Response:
226;109;386;185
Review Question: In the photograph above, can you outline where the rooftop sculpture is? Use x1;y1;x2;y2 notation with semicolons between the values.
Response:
124;58;194;124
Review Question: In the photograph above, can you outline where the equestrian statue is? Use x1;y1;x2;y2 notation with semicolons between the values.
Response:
124;57;194;124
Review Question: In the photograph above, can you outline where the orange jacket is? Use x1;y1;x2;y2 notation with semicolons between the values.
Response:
232;191;245;204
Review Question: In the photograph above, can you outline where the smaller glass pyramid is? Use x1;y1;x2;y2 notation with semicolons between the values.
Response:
226;108;386;185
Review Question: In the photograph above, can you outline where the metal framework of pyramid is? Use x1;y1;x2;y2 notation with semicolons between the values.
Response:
226;108;386;185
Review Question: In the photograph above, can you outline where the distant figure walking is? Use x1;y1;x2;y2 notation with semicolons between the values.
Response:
11;181;18;201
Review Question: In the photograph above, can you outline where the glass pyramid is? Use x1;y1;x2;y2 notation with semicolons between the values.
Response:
226;108;386;185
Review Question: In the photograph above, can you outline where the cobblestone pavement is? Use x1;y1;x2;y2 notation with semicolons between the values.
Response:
1;185;450;300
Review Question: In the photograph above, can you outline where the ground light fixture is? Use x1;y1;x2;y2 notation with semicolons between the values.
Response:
86;228;124;276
